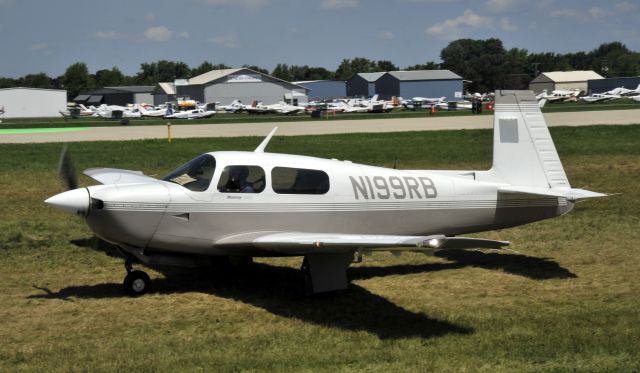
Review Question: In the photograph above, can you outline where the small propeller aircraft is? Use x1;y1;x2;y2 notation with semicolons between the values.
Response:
46;90;606;296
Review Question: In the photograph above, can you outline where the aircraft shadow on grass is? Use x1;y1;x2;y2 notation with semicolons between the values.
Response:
28;238;575;340
352;249;577;281
29;263;472;340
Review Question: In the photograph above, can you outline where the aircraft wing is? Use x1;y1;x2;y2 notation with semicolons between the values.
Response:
83;168;157;185
214;232;509;255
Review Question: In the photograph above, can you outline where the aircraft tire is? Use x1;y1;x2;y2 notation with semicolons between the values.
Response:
123;270;151;296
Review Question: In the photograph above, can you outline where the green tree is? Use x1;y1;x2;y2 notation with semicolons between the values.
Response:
19;72;54;88
441;38;508;92
0;77;17;88
335;59;354;80
94;67;126;88
271;63;294;81
405;62;440;70
350;57;375;74
61;62;95;100
374;60;397;72
590;42;640;77
136;60;191;85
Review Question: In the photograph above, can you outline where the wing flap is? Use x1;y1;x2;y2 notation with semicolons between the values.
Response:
214;231;509;255
84;168;157;185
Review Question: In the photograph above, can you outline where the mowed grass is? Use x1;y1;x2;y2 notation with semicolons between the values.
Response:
0;126;639;372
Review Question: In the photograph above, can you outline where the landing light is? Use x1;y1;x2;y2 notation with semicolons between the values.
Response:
428;238;440;248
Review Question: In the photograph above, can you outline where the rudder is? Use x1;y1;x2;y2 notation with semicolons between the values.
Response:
481;90;570;188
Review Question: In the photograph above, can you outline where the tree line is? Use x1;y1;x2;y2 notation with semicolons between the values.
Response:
2;39;639;99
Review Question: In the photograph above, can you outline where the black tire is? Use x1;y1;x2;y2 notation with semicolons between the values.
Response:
123;270;151;296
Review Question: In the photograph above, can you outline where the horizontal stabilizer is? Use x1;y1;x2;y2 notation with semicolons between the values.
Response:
499;185;608;201
84;168;157;185
215;231;509;255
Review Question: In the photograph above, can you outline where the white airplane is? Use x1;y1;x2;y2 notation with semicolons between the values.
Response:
59;103;95;118
436;100;472;111
341;95;393;113
45;90;605;296
164;108;216;119
245;101;272;115
604;84;640;96
139;105;168;117
541;89;581;103
401;97;444;110
267;101;306;115
219;100;246;114
580;93;621;103
93;105;142;119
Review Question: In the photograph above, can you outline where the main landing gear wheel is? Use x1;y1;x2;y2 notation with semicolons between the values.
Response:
123;270;151;296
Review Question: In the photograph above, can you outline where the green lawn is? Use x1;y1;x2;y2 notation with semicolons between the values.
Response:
0;126;638;372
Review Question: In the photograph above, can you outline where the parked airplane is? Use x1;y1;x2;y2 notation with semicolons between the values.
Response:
540;89;581;103
604;84;640;96
164;108;216;119
401;97;444;110
245;100;272;114
267;101;306;115
45;91;605;296
219;99;246;113
93;104;142;119
139;105;168;117
580;93;620;103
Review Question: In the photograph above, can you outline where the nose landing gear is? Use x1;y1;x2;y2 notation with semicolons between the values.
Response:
123;258;151;296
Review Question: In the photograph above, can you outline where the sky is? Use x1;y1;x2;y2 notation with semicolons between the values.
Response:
0;0;638;78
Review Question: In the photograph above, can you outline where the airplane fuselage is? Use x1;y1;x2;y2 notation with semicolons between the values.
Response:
83;151;572;257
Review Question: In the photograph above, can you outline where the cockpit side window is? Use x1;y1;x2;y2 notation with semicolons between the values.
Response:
271;167;330;194
217;165;265;193
162;154;216;192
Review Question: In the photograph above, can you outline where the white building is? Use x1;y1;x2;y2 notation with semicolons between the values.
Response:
0;87;67;118
529;71;604;94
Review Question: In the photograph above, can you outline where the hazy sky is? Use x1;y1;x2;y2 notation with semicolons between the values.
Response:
0;0;637;78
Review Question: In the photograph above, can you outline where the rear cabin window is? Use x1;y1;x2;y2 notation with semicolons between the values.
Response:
217;165;265;193
162;154;216;192
271;167;330;194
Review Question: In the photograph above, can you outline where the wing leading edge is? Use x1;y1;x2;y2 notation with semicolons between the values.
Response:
84;168;157;185
214;231;509;255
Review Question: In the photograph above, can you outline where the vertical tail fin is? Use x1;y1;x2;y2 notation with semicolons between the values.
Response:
482;90;570;188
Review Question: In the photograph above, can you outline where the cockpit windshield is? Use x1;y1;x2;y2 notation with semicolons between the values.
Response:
162;154;216;192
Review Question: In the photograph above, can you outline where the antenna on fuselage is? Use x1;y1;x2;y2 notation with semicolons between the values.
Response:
254;126;278;153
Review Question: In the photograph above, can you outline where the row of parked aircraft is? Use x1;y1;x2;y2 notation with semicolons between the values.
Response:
535;84;640;107
580;84;640;103
58;91;500;121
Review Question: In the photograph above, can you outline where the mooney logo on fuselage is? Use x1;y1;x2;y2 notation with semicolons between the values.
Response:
349;176;437;200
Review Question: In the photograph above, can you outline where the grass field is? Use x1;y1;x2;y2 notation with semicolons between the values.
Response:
0;126;639;372
1;98;638;129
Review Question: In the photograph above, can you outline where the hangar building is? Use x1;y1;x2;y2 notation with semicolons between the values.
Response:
587;76;640;95
0;87;67;118
153;82;176;105
528;71;603;94
375;70;463;100
293;80;346;99
347;72;385;97
74;86;155;106
176;68;309;105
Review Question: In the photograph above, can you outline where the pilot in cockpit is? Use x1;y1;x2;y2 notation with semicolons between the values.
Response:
226;166;254;193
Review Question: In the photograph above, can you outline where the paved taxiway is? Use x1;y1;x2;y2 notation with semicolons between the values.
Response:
1;109;638;144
